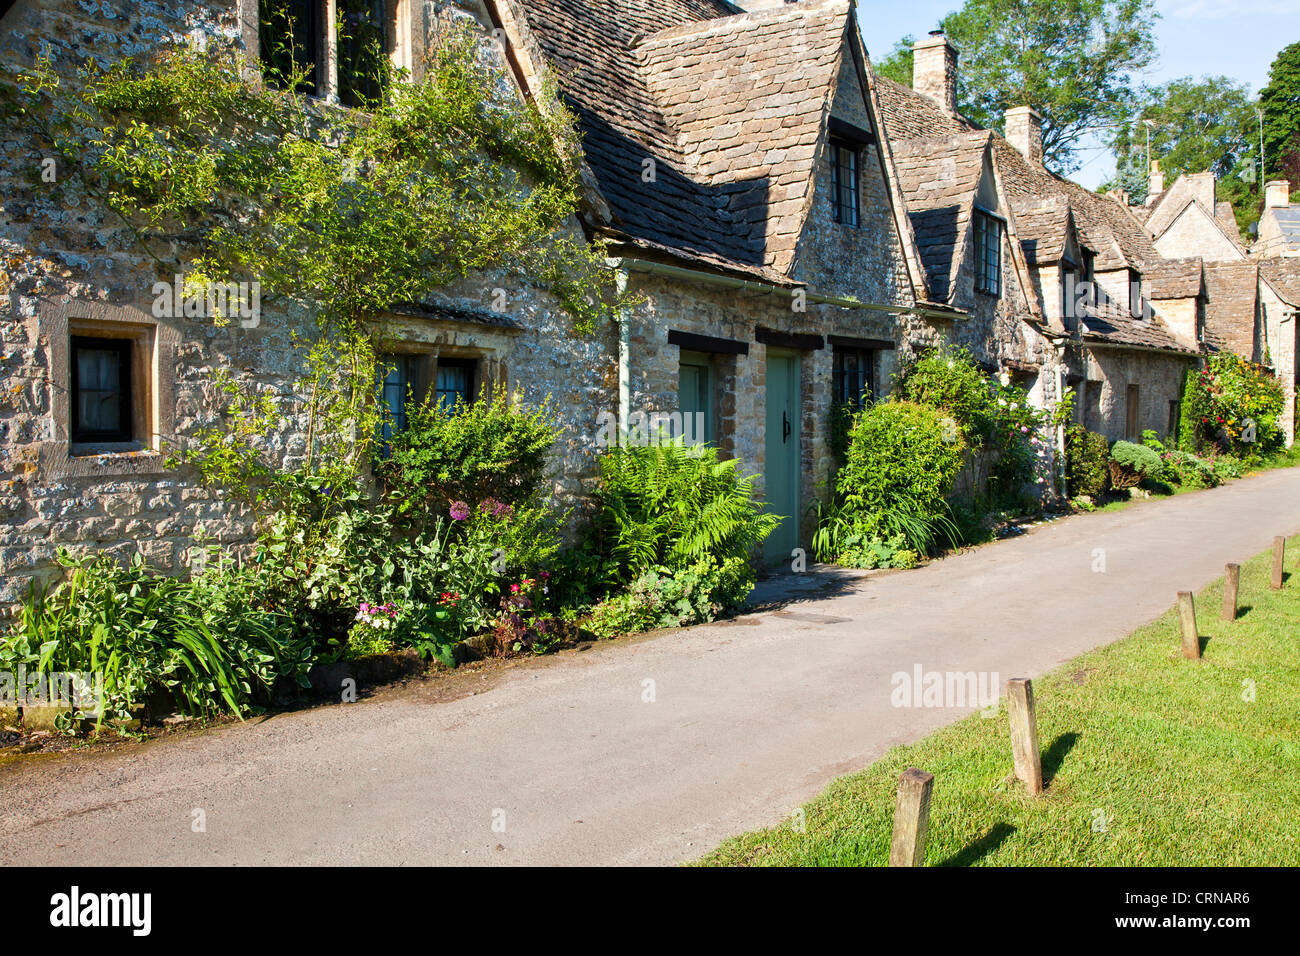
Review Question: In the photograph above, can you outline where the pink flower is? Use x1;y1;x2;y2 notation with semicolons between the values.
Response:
449;500;470;521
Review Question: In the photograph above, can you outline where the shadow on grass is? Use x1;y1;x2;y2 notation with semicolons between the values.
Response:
1199;635;1212;654
937;822;1016;867
1042;730;1080;788
1235;604;1253;620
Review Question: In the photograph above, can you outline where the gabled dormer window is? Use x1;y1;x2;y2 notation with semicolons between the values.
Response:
830;138;860;228
972;209;1002;297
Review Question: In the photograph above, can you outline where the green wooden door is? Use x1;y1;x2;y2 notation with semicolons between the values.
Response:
764;351;800;563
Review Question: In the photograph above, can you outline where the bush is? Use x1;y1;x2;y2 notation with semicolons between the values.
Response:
896;345;996;445
1183;354;1285;457
1065;425;1110;497
1161;450;1219;489
832;401;965;553
1;551;312;727
381;392;560;516
1110;440;1164;484
592;441;778;586
586;557;753;638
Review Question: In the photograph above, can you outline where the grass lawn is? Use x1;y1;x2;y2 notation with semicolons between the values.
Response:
700;537;1300;866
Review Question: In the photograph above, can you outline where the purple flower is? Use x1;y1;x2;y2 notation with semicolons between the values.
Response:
449;500;470;521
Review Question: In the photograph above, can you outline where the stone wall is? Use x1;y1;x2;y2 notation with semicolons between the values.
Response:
1068;346;1194;443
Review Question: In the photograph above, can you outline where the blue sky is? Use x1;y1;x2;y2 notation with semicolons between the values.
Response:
856;0;1300;187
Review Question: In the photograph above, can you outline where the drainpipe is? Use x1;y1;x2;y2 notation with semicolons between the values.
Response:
614;265;631;431
1054;339;1068;500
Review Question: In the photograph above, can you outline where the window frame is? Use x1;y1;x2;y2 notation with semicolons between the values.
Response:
434;356;477;411
678;351;716;445
70;336;134;444
832;346;876;410
255;0;404;106
830;138;860;228
972;208;1003;297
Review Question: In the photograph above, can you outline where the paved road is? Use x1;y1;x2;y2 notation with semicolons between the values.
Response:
4;468;1300;866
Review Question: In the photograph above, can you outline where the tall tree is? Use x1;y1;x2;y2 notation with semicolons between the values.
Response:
873;35;915;89
1260;41;1300;188
1105;76;1257;205
936;0;1158;173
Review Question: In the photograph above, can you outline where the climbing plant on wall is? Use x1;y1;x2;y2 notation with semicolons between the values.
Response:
5;25;628;500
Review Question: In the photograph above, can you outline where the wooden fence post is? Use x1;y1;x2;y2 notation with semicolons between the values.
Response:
1178;591;1200;660
1007;678;1043;795
1222;564;1240;622
889;768;935;867
1272;537;1286;590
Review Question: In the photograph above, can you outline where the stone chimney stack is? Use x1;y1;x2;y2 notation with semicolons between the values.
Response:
1148;160;1164;196
1186;171;1215;211
1266;179;1291;208
912;31;959;117
1004;106;1042;165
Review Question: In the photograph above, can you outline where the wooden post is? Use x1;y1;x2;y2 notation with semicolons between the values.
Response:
889;768;935;867
1178;591;1200;660
1222;564;1240;621
1006;678;1043;795
1272;537;1286;590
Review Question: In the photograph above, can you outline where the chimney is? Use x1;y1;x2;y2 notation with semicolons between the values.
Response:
1266;179;1291;209
1186;171;1215;211
1004;106;1042;165
912;31;958;116
1148;160;1163;196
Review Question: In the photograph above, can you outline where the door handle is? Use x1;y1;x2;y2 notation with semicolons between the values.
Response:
783;410;791;443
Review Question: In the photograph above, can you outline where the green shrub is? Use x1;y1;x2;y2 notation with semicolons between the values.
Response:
831;401;965;554
1184;354;1286;457
1110;440;1163;480
1;551;311;727
1065;425;1110;497
586;557;752;638
896;345;995;445
592;441;778;586
1161;450;1218;489
381;392;560;516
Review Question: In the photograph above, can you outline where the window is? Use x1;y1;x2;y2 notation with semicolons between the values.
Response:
1126;384;1140;440
678;352;714;445
337;0;388;108
260;0;322;95
1083;380;1102;431
377;354;420;443
1168;399;1180;440
71;337;132;443
832;347;875;409
972;210;1002;296
435;358;476;410
259;0;391;105
830;139;859;227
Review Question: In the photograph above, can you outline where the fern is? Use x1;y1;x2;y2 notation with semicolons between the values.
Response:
593;441;778;584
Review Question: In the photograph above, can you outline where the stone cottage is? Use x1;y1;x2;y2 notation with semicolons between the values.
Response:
1254;179;1300;258
2;0;963;597
497;0;959;560
1135;166;1299;443
875;33;1200;446
0;0;631;604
